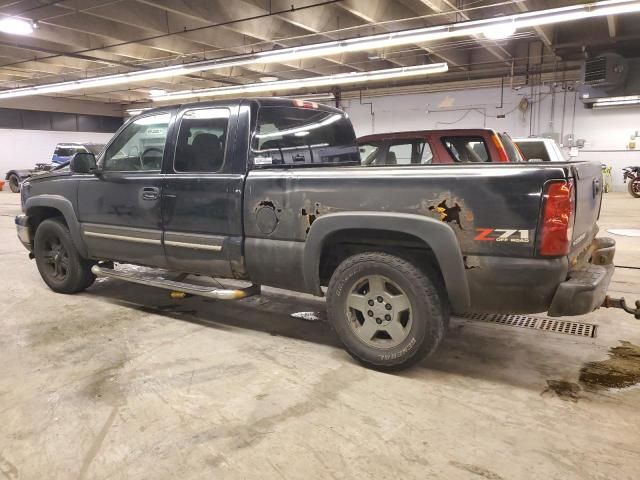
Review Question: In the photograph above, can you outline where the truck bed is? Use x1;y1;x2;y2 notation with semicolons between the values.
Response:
243;161;603;313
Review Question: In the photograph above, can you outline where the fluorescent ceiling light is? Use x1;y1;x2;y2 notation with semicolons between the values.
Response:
148;88;167;96
0;0;639;99
0;17;33;35
482;21;517;40
285;93;335;101
259;76;279;82
593;95;640;107
150;63;449;102
125;107;152;116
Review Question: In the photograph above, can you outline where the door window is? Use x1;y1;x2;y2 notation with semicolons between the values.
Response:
102;113;170;171
371;140;432;166
388;143;413;164
174;108;230;172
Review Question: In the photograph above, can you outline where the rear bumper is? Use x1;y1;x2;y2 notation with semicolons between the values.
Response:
547;237;616;317
15;214;32;251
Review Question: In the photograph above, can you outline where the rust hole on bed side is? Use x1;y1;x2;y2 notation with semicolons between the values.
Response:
302;208;317;234
428;199;463;229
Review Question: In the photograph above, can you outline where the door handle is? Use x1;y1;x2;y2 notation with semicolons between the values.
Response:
142;186;160;200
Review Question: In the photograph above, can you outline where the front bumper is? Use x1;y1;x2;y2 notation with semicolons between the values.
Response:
548;237;616;317
15;214;32;251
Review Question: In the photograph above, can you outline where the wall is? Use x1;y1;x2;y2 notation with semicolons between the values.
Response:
1;129;114;176
343;84;640;191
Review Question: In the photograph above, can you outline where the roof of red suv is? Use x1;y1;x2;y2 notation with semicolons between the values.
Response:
358;129;497;143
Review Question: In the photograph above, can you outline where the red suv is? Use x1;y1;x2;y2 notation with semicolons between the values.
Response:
358;129;524;165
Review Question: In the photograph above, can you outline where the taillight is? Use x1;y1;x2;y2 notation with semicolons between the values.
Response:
539;180;575;256
490;134;510;162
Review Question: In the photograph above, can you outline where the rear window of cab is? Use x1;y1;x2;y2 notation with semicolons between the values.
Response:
251;105;359;167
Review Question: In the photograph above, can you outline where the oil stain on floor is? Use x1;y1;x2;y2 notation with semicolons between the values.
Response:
543;380;582;402
580;341;640;389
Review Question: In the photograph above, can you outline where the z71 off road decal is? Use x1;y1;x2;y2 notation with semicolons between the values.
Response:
475;228;531;243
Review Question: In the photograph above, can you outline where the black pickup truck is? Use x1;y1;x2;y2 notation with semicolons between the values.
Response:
15;97;616;370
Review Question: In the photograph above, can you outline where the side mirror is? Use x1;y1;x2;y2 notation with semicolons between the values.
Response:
70;152;98;174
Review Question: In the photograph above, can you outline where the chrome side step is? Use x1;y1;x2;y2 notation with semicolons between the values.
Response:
91;265;260;300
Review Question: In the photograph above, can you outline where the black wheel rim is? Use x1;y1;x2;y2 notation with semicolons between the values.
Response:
9;176;18;189
41;234;69;281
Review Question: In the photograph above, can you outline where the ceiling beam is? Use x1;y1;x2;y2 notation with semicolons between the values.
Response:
514;1;555;52
335;0;467;69
136;0;362;75
413;0;512;65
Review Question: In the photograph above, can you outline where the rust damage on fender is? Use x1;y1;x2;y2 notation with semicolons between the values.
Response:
301;200;347;235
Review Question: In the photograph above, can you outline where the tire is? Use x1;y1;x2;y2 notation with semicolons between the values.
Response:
326;252;447;371
628;179;640;198
8;174;20;193
34;218;96;294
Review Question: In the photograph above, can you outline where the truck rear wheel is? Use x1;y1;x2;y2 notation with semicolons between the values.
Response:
34;218;96;294
326;252;447;371
8;174;20;193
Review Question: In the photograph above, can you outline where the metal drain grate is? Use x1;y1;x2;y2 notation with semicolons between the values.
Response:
462;313;597;338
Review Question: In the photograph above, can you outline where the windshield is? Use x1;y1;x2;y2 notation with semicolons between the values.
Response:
251;106;359;167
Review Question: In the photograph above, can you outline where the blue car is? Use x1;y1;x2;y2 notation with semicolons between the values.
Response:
51;143;93;165
5;142;104;192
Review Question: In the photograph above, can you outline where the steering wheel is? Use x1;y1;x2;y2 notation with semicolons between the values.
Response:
140;147;163;170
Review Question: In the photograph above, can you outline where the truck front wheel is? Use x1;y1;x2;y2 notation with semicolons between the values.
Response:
34;218;96;294
326;252;447;371
8;174;20;193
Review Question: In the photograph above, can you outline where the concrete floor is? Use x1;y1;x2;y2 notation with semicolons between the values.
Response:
1;190;640;480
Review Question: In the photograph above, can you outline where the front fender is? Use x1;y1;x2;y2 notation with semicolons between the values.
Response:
6;169;33;180
25;195;88;258
303;212;470;313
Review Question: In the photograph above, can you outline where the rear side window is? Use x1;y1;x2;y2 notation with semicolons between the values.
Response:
516;141;550;162
498;133;525;162
442;136;489;163
174;108;229;172
251;106;359;166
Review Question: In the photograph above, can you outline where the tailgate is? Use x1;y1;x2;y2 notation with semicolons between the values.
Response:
570;161;603;254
